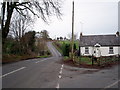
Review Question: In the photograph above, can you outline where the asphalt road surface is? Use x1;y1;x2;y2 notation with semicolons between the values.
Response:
1;42;119;89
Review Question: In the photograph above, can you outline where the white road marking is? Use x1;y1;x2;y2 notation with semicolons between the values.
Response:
59;70;62;74
61;64;64;68
35;57;56;64
0;67;26;78
103;80;120;89
35;59;47;63
35;61;40;63
56;64;64;88
61;64;64;70
27;57;54;62
56;83;59;89
61;67;63;70
60;64;64;74
58;75;62;79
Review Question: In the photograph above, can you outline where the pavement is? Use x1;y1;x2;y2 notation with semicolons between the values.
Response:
1;42;119;89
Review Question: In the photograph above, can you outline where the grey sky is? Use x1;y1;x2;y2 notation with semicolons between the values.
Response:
0;0;119;39
34;0;119;39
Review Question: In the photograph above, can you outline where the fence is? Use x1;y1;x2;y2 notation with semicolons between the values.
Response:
99;56;119;66
78;55;119;66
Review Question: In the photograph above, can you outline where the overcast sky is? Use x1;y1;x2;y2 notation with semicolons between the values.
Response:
0;0;119;39
33;0;119;39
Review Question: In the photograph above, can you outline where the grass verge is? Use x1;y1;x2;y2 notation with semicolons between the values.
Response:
2;54;51;64
52;42;63;55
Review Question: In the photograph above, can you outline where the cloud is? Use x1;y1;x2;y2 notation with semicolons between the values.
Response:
33;0;118;39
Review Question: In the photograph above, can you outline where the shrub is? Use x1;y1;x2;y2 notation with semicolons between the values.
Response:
62;43;70;56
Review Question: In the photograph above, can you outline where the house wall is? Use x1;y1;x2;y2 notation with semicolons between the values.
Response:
80;46;120;56
100;47;120;56
80;47;93;56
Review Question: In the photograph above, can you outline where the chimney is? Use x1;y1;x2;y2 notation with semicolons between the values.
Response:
80;32;82;37
116;31;119;37
80;32;83;41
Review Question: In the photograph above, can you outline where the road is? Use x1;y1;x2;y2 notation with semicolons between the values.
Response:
1;42;119;89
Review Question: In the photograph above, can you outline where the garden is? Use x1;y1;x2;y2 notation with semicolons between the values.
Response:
53;41;120;68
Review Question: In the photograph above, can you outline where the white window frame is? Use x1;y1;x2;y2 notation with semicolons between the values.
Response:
85;47;89;54
109;47;114;54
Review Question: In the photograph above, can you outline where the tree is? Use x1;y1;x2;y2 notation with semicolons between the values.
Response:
60;36;63;40
40;30;49;40
64;37;66;40
21;31;36;54
2;0;62;40
9;10;34;41
57;37;59;40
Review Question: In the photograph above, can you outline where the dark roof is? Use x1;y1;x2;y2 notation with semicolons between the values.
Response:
80;34;120;46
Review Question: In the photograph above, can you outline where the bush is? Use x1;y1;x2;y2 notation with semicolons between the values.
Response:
62;43;70;56
54;41;77;57
74;43;76;50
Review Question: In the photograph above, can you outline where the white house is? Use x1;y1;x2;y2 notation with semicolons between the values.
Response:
79;32;120;57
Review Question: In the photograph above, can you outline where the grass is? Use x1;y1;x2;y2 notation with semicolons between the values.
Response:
53;40;79;56
2;49;51;64
58;40;79;49
63;56;92;65
2;54;51;64
2;54;35;63
63;56;93;65
36;55;50;58
79;57;92;65
63;56;70;60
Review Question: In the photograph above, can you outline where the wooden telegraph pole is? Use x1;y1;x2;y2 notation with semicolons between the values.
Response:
71;1;74;61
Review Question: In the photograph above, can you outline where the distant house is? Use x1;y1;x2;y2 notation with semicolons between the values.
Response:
79;32;120;57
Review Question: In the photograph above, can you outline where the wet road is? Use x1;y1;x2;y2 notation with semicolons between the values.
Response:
1;42;119;89
59;64;119;89
2;42;62;88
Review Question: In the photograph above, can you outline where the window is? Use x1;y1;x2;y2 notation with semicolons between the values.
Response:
85;47;89;54
109;47;114;54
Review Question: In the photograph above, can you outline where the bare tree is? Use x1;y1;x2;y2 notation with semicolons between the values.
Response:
2;0;62;40
9;10;34;40
36;30;49;56
40;30;49;40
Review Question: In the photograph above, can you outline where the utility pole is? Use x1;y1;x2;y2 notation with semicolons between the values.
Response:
71;1;74;61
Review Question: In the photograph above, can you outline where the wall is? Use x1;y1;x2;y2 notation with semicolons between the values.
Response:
80;46;120;56
80;46;93;56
